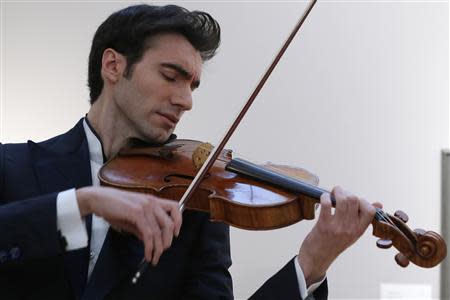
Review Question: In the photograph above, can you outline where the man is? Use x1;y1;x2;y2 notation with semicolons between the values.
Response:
0;4;378;299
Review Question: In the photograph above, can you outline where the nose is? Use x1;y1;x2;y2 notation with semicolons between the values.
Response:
172;88;193;111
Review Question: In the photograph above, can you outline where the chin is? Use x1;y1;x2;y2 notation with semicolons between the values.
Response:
146;130;172;144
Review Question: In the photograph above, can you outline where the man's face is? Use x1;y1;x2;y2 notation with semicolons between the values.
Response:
113;33;202;143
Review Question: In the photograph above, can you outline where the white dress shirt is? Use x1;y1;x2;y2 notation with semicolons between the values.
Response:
55;118;324;298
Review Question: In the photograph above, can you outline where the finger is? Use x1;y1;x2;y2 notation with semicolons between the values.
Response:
347;194;360;219
152;230;163;266
372;201;383;209
332;186;350;217
359;200;377;229
338;197;355;233
135;215;154;262
138;202;161;263
333;187;363;236
331;185;345;198
160;200;183;236
319;192;333;222
346;195;363;234
144;212;163;266
123;203;154;261
145;212;163;266
154;206;175;250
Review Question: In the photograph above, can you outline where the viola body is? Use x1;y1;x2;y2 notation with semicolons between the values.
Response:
99;139;320;230
99;139;447;269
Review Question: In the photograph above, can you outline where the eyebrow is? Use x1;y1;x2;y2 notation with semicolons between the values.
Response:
160;62;200;89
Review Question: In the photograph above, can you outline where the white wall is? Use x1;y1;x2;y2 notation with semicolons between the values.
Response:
1;1;448;299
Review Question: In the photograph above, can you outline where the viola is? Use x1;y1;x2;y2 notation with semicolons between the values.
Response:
99;0;447;282
99;139;447;269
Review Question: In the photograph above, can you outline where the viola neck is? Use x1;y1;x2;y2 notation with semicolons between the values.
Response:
225;158;392;222
225;158;334;205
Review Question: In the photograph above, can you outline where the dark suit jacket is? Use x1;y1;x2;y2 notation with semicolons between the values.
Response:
0;119;327;300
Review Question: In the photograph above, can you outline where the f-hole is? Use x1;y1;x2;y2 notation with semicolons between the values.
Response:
164;173;210;182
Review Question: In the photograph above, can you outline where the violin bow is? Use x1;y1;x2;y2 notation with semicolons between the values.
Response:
132;0;318;283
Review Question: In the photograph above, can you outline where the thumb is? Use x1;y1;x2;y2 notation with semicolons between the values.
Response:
372;202;383;209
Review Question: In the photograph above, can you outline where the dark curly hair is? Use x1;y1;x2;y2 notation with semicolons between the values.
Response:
87;4;221;104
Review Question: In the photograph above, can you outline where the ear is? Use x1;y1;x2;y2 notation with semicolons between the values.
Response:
101;48;127;84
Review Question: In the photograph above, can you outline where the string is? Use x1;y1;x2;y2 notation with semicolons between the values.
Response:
375;209;398;229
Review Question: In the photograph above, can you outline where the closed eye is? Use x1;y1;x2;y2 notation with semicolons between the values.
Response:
161;73;176;82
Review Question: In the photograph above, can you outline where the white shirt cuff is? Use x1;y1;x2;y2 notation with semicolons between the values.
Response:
56;188;88;250
294;255;326;299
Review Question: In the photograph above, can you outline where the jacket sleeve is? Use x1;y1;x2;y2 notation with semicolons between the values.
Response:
0;144;65;267
249;258;328;300
0;193;65;266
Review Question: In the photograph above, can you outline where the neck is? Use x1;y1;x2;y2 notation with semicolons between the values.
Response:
87;94;134;159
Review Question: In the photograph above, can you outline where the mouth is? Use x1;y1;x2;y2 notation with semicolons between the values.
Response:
157;112;179;126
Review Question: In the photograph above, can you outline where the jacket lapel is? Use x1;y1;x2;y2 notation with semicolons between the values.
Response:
29;119;151;299
82;229;144;300
29;119;93;300
29;119;92;193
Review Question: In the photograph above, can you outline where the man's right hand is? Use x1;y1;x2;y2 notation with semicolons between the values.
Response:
76;186;182;266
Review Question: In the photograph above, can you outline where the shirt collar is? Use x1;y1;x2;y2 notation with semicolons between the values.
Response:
83;117;105;165
82;116;178;165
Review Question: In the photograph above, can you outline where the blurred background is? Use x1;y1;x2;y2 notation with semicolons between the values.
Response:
1;1;448;299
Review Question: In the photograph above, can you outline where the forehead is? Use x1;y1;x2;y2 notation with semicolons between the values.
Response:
142;33;203;77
